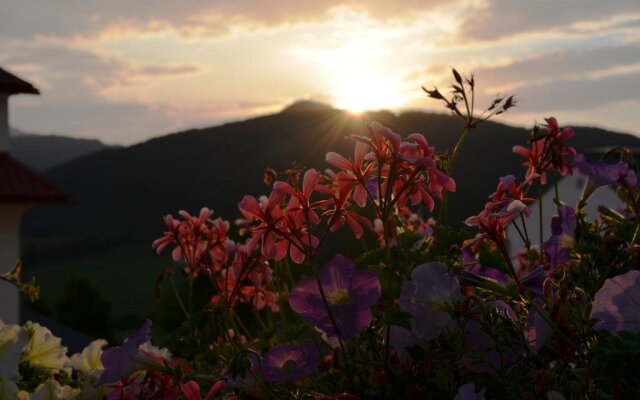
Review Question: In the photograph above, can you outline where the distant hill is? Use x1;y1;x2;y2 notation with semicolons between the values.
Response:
9;129;117;172
21;102;640;263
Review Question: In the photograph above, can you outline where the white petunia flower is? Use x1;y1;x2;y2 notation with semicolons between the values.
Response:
139;341;172;360
0;378;22;400
30;379;79;400
0;320;28;379
21;322;70;372
70;339;106;377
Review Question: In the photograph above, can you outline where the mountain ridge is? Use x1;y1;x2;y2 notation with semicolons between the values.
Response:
9;131;118;172
21;104;640;263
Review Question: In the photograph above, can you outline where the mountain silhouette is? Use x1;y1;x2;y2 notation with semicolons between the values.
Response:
21;102;640;263
10;129;117;172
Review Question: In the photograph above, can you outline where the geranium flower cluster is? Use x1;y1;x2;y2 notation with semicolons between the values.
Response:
513;117;576;184
153;208;278;312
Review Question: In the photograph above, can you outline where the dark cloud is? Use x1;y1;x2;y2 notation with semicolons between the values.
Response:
508;70;640;112
0;45;203;143
459;0;640;41
475;43;640;87
0;1;447;41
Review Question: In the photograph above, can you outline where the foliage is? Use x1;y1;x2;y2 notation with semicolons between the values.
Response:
54;276;116;342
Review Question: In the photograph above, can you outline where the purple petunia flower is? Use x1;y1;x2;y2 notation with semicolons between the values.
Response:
96;320;165;386
261;344;318;383
289;255;381;340
399;262;463;341
453;383;486;400
574;154;637;187
591;270;640;335
464;302;525;373
524;299;554;353
543;205;576;272
462;250;509;284
389;325;419;361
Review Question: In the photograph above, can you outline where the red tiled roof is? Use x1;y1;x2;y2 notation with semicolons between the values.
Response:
0;154;71;204
0;67;39;95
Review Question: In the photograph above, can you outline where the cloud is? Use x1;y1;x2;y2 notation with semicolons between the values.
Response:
138;64;203;76
458;0;640;41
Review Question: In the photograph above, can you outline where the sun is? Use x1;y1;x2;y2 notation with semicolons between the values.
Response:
331;68;404;115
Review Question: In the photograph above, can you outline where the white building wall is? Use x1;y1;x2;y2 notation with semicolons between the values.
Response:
0;94;8;152
0;205;27;324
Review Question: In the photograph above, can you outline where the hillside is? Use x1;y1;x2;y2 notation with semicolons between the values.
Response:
21;102;640;263
9;130;117;172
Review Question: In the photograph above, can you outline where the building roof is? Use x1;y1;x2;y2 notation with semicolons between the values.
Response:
0;154;71;204
0;67;39;95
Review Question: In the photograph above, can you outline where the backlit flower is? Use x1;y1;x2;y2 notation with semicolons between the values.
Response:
30;379;80;400
152;208;231;276
524;299;553;353
326;141;374;207
321;171;373;239
71;339;107;377
0;321;27;380
591;270;640;334
97;320;166;386
464;302;525;373
289;255;381;340
513;118;576;184
453;383;486;400
238;191;288;261
399;262;463;341
262;343;318;383
22;322;70;372
542;205;576;271
0;378;28;400
574;154;637;187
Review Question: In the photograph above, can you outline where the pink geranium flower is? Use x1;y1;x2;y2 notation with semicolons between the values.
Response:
321;171;373;239
326;141;374;207
237;191;289;261
513;117;576;184
152;208;231;276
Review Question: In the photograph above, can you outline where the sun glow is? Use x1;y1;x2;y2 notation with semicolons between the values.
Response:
331;68;405;114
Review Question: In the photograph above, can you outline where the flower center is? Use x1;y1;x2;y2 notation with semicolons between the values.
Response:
328;289;350;305
280;359;297;375
560;234;574;249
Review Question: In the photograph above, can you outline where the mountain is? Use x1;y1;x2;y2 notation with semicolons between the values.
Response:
21;102;640;263
9;129;117;172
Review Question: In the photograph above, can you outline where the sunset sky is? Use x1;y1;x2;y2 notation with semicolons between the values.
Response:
1;0;639;145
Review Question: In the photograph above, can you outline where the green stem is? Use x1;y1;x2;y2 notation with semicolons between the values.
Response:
538;183;544;251
169;275;190;320
188;277;194;315
447;125;472;177
313;270;350;362
382;218;394;398
553;173;560;207
232;309;253;340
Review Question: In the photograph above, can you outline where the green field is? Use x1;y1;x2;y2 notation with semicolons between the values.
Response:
22;245;172;318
